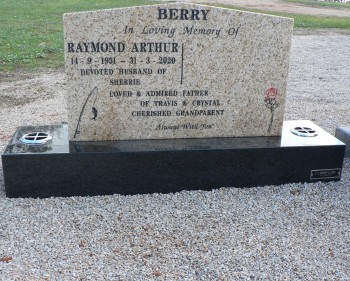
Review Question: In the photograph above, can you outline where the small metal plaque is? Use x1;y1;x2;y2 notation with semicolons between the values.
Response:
310;168;341;180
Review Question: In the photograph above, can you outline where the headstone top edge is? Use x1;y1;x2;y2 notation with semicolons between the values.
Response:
63;3;206;17
63;2;293;23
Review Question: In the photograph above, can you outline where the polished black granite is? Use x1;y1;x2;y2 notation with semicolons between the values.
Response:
2;120;346;198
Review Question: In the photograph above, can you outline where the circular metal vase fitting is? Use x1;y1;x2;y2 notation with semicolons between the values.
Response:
291;126;318;137
20;132;53;145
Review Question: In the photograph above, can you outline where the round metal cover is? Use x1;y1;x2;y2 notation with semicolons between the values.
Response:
20;132;53;145
291;126;318;137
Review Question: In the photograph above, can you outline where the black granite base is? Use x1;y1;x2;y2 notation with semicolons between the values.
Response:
1;120;346;198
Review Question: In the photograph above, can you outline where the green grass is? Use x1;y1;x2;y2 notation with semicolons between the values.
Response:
246;9;350;29
282;0;350;9
1;0;349;72
212;4;350;29
285;12;350;28
0;0;158;72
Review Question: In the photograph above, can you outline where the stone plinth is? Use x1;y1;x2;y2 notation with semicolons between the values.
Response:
2;121;345;198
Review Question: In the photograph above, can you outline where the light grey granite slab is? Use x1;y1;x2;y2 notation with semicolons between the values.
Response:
64;3;293;141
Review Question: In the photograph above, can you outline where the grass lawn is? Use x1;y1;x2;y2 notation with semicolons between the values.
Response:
211;4;350;29
0;0;349;72
0;0;158;72
282;0;350;9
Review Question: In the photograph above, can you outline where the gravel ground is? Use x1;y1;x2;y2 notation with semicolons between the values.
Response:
0;32;350;280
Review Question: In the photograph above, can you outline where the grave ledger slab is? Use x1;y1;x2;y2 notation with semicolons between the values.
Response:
2;121;345;198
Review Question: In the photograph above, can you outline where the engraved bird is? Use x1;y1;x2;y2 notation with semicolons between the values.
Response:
91;107;98;120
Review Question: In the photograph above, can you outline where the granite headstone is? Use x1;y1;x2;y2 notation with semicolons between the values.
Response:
64;3;294;141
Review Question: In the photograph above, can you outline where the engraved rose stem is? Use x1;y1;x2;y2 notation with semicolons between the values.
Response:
268;107;275;133
264;88;279;133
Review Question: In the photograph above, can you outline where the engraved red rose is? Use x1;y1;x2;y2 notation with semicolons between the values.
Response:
264;87;278;101
264;87;279;133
